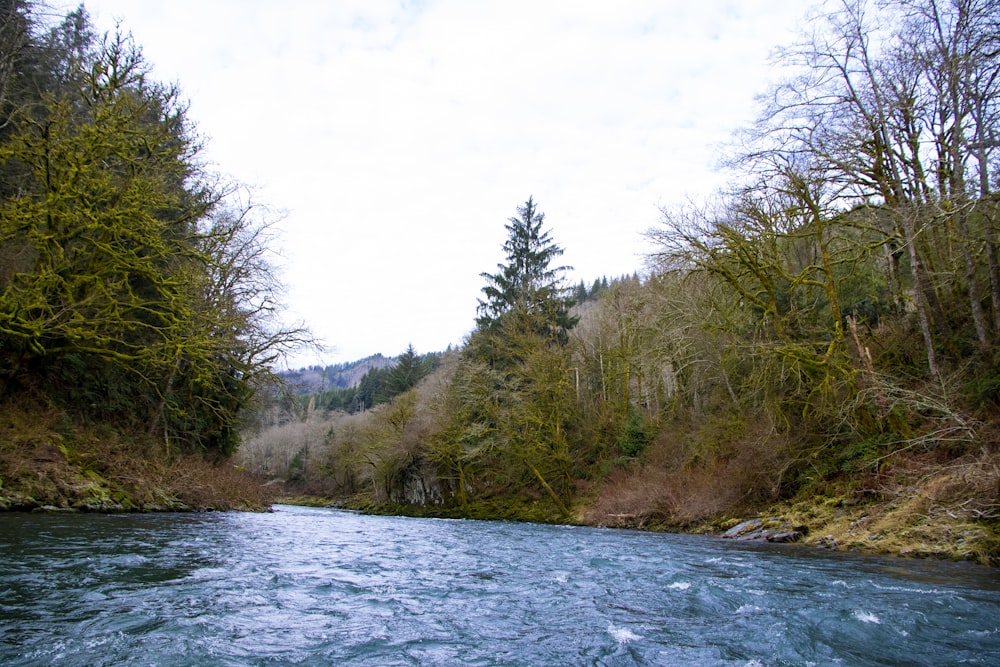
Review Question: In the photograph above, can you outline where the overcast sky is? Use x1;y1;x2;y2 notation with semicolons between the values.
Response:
75;0;808;368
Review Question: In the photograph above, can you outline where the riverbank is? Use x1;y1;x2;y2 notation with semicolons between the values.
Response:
716;458;1000;565
0;404;273;512
282;490;1000;567
5;406;996;565
577;440;1000;567
277;446;1000;567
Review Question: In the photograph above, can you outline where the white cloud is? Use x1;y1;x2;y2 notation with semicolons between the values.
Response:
76;0;808;366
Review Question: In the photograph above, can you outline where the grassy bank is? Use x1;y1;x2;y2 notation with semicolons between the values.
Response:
0;404;274;513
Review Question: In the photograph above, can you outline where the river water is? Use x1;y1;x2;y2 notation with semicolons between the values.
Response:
1;505;998;666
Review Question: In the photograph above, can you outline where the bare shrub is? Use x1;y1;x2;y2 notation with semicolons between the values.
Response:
161;457;275;510
583;419;792;527
236;413;340;480
661;435;787;525
581;466;672;527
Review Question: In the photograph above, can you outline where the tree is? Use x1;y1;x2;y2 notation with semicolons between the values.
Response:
0;24;204;392
738;0;1000;374
431;197;582;515
476;196;577;344
0;6;308;456
155;199;311;455
382;344;432;399
0;0;32;131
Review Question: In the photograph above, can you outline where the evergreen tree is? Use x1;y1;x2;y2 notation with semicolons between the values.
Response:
476;196;577;343
381;344;430;399
451;197;580;514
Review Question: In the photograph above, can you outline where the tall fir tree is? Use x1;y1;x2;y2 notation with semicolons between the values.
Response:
476;196;577;344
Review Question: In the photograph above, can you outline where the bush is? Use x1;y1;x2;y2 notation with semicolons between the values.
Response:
618;405;652;458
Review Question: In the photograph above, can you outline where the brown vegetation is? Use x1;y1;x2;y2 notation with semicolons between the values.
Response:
0;402;274;512
580;420;790;527
760;445;1000;565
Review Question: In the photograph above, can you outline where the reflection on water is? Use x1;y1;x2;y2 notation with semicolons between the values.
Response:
1;505;998;666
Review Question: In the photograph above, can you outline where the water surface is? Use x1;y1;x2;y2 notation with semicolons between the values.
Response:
1;504;998;665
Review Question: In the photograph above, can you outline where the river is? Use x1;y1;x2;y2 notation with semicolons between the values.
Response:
1;504;998;666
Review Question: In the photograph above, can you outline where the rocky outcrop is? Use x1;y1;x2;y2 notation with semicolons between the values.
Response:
392;457;443;506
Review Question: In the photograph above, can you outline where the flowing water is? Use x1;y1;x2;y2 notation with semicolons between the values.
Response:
1;504;998;666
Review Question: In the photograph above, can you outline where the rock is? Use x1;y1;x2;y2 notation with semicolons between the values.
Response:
736;529;769;541
722;519;763;539
723;519;808;544
814;534;838;549
767;531;803;543
393;458;443;506
33;505;77;513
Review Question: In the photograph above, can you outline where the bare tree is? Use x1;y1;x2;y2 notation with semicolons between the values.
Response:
752;0;1000;361
0;1;32;130
900;0;1000;341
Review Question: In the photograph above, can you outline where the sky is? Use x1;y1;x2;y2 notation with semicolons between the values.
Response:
73;0;808;368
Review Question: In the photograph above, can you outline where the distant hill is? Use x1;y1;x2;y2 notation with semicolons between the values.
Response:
281;354;397;394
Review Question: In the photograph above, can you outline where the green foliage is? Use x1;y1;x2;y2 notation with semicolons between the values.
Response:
417;199;585;515
963;358;1000;409
307;349;440;415
618;405;651;458
572;276;612;304
287;447;308;483
379;345;438;402
0;5;305;458
834;434;896;475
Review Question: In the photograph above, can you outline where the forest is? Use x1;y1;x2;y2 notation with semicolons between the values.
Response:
0;0;998;563
239;0;1000;564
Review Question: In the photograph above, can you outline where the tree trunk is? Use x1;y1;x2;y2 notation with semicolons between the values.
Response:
900;209;940;378
527;461;570;518
984;207;1000;335
955;208;991;352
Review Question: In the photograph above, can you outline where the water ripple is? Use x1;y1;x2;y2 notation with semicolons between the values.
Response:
1;505;999;666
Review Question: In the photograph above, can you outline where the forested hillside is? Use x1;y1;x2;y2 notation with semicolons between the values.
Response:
239;0;1000;564
0;1;302;510
280;355;398;396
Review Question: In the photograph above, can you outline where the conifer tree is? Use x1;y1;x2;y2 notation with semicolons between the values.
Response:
454;197;579;514
476;196;577;343
380;344;432;400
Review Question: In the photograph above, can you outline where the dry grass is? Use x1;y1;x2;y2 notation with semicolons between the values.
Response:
769;448;1000;565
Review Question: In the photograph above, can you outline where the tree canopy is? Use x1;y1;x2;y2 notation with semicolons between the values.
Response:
0;2;306;456
234;2;1000;562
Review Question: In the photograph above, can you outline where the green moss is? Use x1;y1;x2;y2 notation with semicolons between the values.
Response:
961;521;1000;567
